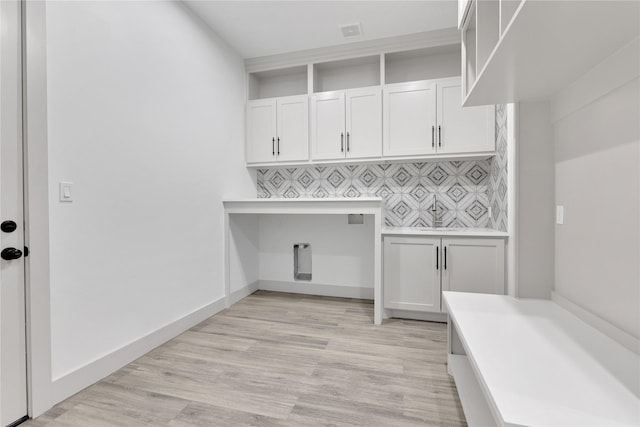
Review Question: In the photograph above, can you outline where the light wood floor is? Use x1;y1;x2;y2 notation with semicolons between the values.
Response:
25;291;466;426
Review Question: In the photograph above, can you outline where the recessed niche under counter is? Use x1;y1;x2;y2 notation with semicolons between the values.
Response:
223;198;384;325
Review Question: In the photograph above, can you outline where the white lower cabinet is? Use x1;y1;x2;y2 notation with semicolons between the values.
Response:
441;238;505;295
383;237;442;312
383;235;505;314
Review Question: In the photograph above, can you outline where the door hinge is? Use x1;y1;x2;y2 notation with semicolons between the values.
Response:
24;246;29;257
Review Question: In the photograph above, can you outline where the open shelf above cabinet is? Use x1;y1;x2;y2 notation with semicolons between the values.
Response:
462;0;639;106
384;45;460;85
313;56;380;93
248;65;308;100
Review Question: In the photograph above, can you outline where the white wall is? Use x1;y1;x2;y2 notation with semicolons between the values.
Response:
553;38;639;339
258;214;374;297
44;0;254;381
515;102;555;299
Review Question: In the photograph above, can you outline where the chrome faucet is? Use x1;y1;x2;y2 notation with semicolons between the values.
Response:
431;195;442;228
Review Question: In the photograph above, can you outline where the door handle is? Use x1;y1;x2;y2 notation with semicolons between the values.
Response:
444;246;447;270
272;137;275;156
346;132;350;152
436;246;439;270
1;247;23;260
341;132;344;152
438;125;442;147
277;137;280;155
431;126;435;148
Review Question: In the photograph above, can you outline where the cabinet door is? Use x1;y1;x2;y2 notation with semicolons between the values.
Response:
346;87;382;159
276;95;309;162
383;237;441;312
436;78;495;154
383;81;436;157
246;99;277;164
311;91;346;161
441;238;505;296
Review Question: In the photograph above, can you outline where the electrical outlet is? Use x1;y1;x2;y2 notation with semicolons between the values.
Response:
556;205;564;225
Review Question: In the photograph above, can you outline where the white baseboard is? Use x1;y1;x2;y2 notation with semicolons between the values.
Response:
551;291;639;354
50;296;226;406
258;280;373;300
229;281;259;305
386;309;447;323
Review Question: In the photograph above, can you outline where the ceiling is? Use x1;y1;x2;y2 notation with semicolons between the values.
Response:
185;1;458;59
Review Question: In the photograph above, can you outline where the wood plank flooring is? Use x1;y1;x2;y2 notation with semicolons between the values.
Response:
25;291;467;426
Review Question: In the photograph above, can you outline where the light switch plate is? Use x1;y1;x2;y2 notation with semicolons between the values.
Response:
59;181;73;202
556;205;564;225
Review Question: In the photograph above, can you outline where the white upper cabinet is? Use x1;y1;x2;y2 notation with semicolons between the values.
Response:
383;81;436;157
246;95;308;164
310;91;346;161
312;86;382;161
384;78;494;158
345;88;382;159
276;95;309;162
245;38;500;166
246;99;277;164
436;77;495;154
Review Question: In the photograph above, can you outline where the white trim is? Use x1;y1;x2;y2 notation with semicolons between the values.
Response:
50;297;226;405
22;0;54;417
386;309;446;323
246;150;495;168
245;28;460;73
507;103;518;298
258;280;373;300
229;281;259;306
551;291;639;354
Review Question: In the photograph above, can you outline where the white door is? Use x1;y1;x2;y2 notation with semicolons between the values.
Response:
1;0;28;425
383;237;441;313
276;95;308;162
383;81;436;157
436;77;495;154
246;99;277;164
345;87;382;159
310;91;345;161
441;238;505;296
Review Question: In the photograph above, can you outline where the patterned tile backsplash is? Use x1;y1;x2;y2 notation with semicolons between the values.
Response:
487;104;508;232
258;160;492;228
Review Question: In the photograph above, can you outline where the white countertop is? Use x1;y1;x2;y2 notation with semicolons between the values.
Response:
383;226;508;237
444;292;640;427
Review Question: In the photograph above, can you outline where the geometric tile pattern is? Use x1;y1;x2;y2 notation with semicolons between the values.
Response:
487;104;509;232
258;159;492;228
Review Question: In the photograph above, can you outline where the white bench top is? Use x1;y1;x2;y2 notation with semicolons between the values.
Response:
443;291;640;427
